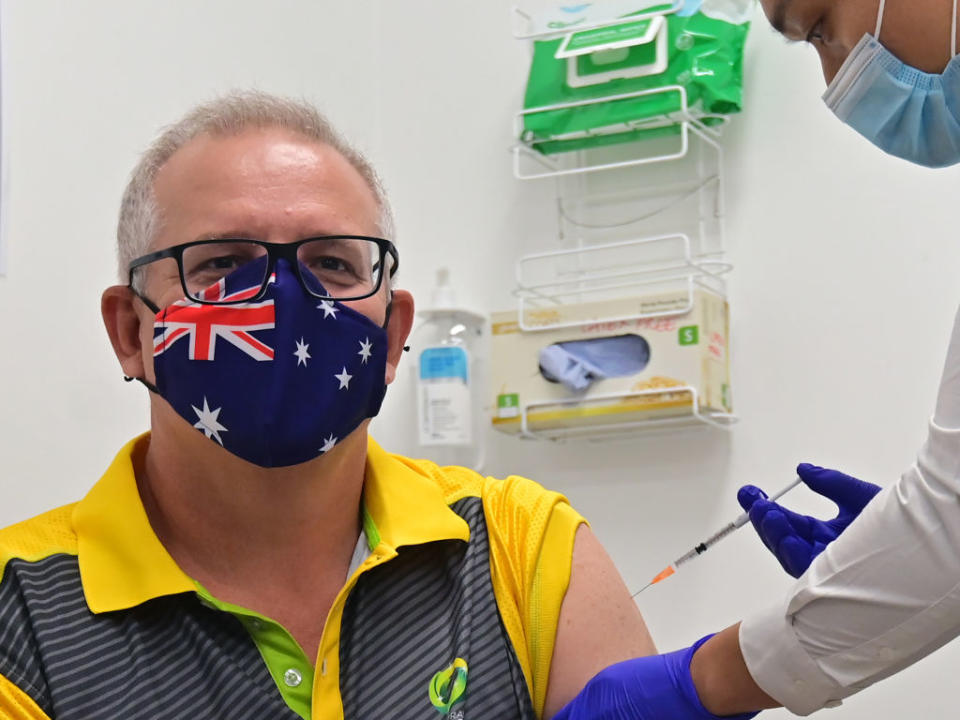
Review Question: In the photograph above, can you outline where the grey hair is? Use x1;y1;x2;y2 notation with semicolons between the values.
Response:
117;90;395;284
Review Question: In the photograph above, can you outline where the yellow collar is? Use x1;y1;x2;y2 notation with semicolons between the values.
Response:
74;433;194;613
362;438;470;553
74;433;469;614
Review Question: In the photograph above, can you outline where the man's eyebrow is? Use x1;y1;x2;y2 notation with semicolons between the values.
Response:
194;231;257;242
769;0;792;35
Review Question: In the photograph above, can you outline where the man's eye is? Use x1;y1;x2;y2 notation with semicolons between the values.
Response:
319;257;347;271
308;256;355;274
184;255;247;280
203;255;243;271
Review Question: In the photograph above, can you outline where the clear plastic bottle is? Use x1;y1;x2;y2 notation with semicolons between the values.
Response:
411;268;486;471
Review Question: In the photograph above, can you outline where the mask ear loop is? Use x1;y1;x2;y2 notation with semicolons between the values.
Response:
953;0;958;57
122;287;163;393
124;375;160;394
874;0;886;39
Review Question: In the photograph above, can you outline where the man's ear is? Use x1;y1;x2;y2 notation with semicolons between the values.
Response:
384;289;414;385
102;285;146;381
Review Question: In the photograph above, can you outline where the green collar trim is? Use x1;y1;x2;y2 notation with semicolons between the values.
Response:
193;582;314;720
361;504;380;551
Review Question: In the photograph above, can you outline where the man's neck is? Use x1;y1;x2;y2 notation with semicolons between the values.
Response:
138;410;368;606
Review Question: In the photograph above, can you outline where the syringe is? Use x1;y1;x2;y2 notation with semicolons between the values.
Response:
632;477;803;597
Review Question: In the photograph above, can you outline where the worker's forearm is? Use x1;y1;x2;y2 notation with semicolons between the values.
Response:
689;623;781;715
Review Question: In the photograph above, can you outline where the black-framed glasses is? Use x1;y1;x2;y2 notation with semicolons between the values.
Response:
128;236;398;309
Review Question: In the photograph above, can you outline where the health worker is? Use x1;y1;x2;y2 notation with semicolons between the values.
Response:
551;0;960;717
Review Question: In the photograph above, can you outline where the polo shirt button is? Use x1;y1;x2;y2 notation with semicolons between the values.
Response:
249;619;263;631
321;659;328;677
284;668;303;687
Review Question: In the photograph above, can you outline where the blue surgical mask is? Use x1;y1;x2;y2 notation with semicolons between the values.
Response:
822;0;960;168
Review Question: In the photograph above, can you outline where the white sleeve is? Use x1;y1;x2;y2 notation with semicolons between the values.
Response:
739;305;960;716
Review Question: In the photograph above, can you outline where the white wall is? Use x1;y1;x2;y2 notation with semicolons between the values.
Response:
2;2;959;718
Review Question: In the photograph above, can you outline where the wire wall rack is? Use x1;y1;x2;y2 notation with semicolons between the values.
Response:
501;3;740;440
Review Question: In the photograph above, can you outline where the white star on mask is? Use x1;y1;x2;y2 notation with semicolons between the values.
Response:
358;338;373;364
319;434;337;453
192;397;228;446
334;367;353;390
293;338;311;367
317;300;340;319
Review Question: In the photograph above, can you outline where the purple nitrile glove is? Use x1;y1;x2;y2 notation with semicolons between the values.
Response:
738;463;882;578
552;635;759;720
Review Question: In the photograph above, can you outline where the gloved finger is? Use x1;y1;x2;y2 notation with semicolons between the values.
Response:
762;510;813;577
737;485;767;512
748;502;804;558
756;507;800;555
746;499;780;554
777;535;813;578
749;497;817;543
796;463;882;512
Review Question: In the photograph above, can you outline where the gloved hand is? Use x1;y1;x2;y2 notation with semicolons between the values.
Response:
552;635;759;720
738;463;882;578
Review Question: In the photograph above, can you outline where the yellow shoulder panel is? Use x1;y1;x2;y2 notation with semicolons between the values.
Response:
399;457;487;506
529;501;584;715
0;673;52;720
479;475;585;718
0;504;79;584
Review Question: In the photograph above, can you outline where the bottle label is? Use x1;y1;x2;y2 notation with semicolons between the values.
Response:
418;346;471;446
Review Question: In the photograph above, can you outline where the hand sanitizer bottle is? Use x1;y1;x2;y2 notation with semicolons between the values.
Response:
412;268;486;471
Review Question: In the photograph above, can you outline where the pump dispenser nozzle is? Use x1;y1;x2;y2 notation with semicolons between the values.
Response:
430;267;456;310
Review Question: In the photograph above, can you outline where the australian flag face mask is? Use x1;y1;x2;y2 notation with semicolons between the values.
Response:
146;257;389;467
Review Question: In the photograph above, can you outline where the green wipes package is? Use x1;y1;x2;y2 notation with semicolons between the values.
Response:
521;0;751;155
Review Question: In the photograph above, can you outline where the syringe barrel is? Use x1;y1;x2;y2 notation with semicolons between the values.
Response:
673;547;700;566
662;480;804;579
702;522;738;548
673;522;736;567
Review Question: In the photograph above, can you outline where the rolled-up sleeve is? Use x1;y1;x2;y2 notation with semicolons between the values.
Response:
740;306;960;715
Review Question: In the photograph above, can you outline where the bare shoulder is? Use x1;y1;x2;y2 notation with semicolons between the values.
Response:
542;524;656;718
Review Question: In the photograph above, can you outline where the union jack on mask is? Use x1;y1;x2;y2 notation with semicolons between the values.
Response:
150;257;388;467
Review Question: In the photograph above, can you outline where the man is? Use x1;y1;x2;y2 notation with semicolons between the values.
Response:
550;0;960;717
0;93;655;719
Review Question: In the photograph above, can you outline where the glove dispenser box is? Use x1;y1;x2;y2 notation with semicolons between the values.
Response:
490;288;731;437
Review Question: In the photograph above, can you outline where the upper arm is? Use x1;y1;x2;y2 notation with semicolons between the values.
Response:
541;524;657;719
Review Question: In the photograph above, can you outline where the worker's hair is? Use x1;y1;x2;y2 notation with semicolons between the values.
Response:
117;90;395;284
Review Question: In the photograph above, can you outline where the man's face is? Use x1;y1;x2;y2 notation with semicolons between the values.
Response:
132;128;402;385
760;0;956;83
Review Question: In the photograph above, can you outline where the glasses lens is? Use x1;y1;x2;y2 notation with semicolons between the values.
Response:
181;241;269;301
297;238;383;299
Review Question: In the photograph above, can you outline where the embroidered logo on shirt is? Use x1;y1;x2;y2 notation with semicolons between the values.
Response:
428;658;468;716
